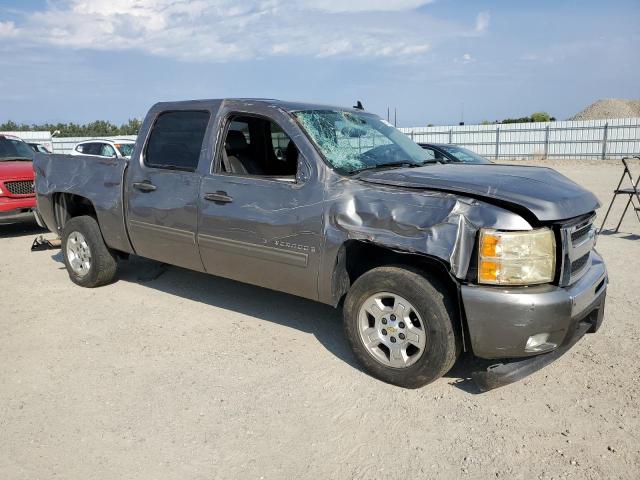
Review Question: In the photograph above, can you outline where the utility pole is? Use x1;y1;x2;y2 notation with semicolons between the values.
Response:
394;108;397;127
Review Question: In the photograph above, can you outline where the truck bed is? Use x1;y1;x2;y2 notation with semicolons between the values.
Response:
33;153;132;253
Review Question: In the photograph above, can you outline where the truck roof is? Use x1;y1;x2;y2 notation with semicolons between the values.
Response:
151;98;367;114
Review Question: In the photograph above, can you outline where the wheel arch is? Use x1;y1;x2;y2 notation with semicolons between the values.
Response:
331;240;469;352
53;192;98;231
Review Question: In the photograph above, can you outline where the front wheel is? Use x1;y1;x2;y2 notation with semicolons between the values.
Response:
343;266;459;388
62;215;118;287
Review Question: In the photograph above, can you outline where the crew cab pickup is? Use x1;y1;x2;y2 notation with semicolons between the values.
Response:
0;135;36;224
34;99;608;390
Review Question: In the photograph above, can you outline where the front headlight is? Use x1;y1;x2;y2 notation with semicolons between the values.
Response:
478;228;556;285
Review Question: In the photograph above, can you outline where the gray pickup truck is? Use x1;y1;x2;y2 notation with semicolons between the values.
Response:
34;99;607;391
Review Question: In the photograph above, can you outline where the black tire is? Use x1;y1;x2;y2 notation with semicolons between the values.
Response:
343;266;459;388
61;215;118;288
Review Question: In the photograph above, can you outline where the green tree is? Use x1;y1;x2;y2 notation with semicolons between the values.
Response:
0;119;144;136
530;112;552;122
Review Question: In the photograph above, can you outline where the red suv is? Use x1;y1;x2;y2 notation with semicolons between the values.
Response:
0;135;37;224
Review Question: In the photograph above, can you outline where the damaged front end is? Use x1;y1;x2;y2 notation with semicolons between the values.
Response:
315;159;605;391
319;175;534;306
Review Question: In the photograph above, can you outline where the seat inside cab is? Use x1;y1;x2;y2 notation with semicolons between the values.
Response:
221;116;298;180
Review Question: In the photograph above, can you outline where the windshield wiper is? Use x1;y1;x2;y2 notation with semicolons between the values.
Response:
350;161;418;174
351;159;442;174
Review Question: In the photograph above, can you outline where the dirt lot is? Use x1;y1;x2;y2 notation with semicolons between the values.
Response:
1;159;639;479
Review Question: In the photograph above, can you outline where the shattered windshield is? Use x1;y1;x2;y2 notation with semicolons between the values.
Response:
293;110;433;174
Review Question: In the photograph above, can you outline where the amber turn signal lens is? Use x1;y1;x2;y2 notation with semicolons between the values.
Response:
477;228;555;285
479;260;498;282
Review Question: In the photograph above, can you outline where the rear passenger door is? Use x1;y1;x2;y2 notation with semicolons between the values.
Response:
125;109;211;271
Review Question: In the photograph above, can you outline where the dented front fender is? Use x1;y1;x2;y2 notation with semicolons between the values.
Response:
318;172;532;305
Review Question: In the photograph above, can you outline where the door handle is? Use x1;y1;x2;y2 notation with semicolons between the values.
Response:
204;191;233;203
133;181;157;192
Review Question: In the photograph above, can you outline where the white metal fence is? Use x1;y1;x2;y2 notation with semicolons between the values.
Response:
400;117;640;160
5;117;640;160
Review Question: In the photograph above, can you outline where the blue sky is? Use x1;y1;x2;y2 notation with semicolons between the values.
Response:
0;0;638;126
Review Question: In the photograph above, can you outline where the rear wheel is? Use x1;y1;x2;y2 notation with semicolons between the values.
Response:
62;215;118;287
343;266;459;388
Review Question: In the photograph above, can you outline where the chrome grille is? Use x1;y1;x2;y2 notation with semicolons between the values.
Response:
571;253;590;274
5;180;35;196
559;214;596;286
571;225;591;244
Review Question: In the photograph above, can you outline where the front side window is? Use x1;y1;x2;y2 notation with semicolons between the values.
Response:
293;110;433;174
100;144;116;157
219;115;298;179
145;110;210;171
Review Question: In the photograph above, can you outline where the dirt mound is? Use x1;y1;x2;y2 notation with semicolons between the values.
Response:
570;98;640;120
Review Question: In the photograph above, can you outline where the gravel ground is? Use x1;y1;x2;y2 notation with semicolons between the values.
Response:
570;99;640;120
1;159;639;479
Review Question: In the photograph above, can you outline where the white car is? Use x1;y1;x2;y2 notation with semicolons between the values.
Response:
70;139;135;158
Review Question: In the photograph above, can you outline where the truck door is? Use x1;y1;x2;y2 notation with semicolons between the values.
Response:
125;109;211;271
197;103;324;300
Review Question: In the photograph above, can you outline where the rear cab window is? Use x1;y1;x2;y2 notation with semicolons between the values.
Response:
144;110;210;171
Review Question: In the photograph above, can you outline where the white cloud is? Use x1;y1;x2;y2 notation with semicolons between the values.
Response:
304;0;435;13
454;52;475;64
475;11;490;34
0;21;19;38
3;0;475;63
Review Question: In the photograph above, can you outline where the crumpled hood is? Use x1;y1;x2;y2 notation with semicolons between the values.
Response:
0;160;35;180
357;164;600;222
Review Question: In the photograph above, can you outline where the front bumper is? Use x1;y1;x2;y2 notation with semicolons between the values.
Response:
0;197;37;224
461;250;607;359
1;195;36;217
0;209;36;223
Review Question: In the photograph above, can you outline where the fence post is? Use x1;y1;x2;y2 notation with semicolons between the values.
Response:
601;122;609;160
411;131;415;141
448;129;453;144
544;125;550;159
495;127;500;160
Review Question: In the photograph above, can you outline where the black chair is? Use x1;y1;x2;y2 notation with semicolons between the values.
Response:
599;156;640;233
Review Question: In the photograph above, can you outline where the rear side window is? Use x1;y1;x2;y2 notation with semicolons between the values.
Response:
78;143;102;155
144;110;210;171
